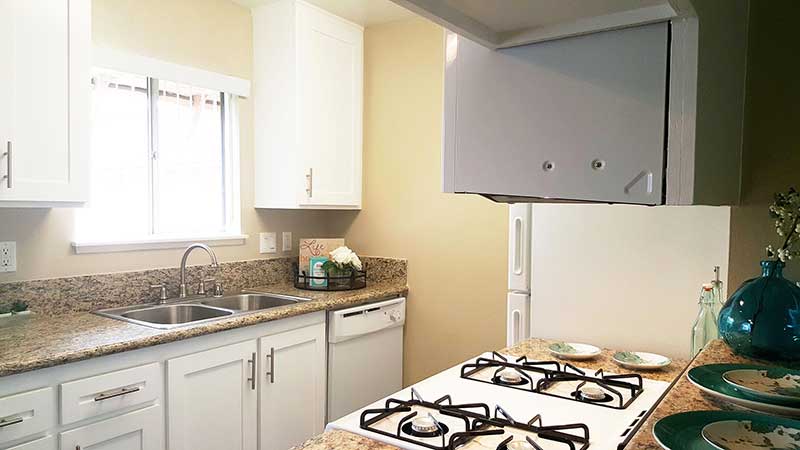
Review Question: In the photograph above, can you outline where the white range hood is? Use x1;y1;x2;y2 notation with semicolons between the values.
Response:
392;0;749;206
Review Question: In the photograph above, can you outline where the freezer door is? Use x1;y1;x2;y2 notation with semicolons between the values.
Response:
507;292;531;347
508;204;531;292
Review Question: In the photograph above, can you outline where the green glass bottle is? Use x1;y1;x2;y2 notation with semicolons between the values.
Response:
691;284;719;357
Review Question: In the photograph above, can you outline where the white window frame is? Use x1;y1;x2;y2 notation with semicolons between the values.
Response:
72;47;251;254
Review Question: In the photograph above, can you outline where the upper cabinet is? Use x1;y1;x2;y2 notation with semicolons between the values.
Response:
417;0;748;206
253;0;363;209
0;0;90;207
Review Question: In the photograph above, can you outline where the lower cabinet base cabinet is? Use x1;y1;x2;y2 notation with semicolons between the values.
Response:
6;436;55;450
259;323;326;450
59;405;162;450
167;340;258;450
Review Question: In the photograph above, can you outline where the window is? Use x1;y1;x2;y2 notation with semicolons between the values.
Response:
75;67;242;250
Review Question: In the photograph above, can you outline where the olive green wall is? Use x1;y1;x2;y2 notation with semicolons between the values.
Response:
729;0;800;288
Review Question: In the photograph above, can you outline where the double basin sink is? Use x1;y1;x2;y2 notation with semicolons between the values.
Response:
95;293;310;330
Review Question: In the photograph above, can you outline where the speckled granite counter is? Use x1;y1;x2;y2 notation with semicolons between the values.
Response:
0;281;407;378
624;339;799;449
290;338;688;450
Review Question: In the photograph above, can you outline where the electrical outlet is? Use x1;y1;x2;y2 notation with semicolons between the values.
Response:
0;241;16;273
259;232;277;254
282;232;292;252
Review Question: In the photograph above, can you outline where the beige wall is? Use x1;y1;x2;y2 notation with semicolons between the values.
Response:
331;18;509;385
729;0;800;288
0;0;347;282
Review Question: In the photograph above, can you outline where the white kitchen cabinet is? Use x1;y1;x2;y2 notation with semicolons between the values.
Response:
258;323;326;450
0;0;90;206
6;435;55;450
253;0;363;209
59;405;161;450
167;340;258;450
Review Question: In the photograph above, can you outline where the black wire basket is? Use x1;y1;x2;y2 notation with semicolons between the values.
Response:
293;263;367;291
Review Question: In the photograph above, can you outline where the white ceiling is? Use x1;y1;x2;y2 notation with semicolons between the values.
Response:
232;0;415;27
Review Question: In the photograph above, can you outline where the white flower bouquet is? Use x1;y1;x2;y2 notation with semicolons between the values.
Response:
321;246;363;274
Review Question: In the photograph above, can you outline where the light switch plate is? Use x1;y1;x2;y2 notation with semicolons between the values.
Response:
0;241;16;273
259;232;277;254
282;232;292;252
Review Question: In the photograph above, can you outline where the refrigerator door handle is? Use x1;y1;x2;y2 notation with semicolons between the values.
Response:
512;217;523;276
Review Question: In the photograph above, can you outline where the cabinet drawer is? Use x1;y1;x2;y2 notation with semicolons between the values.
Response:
0;387;55;446
6;435;55;450
60;363;161;425
59;405;162;450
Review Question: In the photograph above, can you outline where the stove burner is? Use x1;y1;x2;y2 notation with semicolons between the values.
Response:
401;419;449;438
571;388;613;403
492;368;529;386
502;439;538;450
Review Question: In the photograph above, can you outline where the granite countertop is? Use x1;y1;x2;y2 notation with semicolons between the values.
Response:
0;281;407;378
290;338;689;450
624;339;797;449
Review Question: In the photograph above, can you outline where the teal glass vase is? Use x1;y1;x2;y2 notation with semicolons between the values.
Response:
718;260;800;361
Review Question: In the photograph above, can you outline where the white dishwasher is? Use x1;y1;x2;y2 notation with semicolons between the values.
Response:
327;296;406;422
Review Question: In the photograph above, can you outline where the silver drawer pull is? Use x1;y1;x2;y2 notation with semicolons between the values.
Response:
3;141;10;189
265;347;275;384
94;386;141;402
247;352;256;391
0;416;23;428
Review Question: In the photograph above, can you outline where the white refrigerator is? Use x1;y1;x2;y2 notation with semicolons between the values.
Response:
506;203;732;359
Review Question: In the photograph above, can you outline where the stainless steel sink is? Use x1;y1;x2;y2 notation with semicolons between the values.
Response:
121;304;232;326
95;293;310;329
200;294;303;311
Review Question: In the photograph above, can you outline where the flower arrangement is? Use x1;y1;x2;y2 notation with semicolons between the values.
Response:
766;187;800;263
321;246;362;274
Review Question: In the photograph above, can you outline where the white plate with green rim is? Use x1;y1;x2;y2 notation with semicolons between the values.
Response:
613;351;672;370
723;368;800;404
547;342;601;360
701;419;800;450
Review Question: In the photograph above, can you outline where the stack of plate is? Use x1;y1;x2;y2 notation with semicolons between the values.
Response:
654;364;800;449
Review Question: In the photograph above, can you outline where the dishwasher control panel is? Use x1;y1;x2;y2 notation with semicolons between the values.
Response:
328;297;406;343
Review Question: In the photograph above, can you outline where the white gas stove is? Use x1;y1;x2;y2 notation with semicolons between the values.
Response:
327;352;671;450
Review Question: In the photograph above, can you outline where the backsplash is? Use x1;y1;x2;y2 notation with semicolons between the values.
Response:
0;256;407;316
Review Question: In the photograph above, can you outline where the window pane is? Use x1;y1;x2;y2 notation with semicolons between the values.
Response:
76;69;150;241
154;80;225;235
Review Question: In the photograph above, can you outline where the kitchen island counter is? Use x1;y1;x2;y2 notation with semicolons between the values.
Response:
291;337;689;450
624;338;799;449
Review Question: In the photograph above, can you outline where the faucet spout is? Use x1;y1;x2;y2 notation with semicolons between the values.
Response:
179;243;219;298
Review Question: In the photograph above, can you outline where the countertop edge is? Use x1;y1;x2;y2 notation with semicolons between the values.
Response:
0;283;408;378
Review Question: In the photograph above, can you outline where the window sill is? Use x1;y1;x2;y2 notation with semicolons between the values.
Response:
72;234;249;254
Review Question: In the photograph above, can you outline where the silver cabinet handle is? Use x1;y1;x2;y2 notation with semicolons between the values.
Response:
94;386;141;402
265;347;275;384
3;141;10;189
305;168;313;198
0;416;23;428
248;352;256;390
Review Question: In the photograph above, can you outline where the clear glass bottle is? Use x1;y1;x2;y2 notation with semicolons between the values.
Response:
711;266;725;319
691;284;719;357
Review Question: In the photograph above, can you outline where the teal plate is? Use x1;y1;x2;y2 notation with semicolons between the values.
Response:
688;364;800;416
653;410;800;449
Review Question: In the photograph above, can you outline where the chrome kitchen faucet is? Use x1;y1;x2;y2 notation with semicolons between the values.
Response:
179;243;219;298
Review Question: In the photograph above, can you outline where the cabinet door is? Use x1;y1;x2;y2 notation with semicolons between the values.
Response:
296;2;363;208
167;341;257;450
259;323;326;450
59;405;162;450
0;0;89;204
7;435;55;450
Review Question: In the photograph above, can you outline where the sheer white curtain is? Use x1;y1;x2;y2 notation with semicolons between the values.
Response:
75;69;150;242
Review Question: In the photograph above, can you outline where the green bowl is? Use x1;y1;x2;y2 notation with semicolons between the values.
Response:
653;410;800;449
